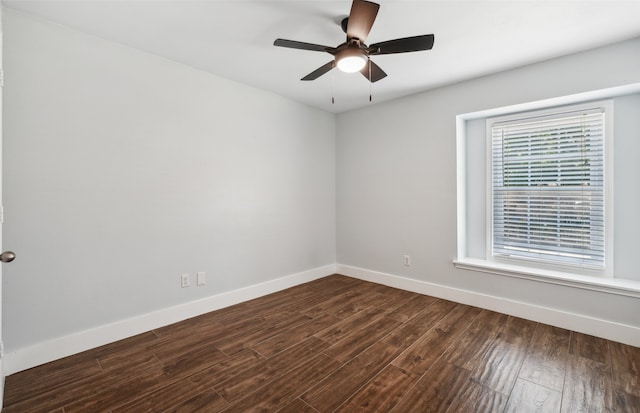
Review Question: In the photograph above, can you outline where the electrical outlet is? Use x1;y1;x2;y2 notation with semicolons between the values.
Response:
403;255;411;266
181;273;190;288
197;272;206;286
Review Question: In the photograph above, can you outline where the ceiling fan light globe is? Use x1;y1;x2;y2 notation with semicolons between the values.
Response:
336;46;368;73
337;55;367;73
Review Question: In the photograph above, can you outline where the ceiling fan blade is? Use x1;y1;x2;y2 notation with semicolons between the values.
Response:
274;39;335;53
360;60;387;83
369;34;435;55
346;0;379;42
301;61;335;81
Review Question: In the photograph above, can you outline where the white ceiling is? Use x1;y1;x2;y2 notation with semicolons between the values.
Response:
5;0;640;113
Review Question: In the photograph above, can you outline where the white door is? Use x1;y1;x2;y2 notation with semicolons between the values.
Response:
0;8;17;407
0;10;17;408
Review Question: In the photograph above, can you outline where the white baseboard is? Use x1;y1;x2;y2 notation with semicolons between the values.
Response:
3;264;336;376
337;264;640;347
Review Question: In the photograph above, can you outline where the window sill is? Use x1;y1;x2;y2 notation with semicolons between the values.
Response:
453;258;640;298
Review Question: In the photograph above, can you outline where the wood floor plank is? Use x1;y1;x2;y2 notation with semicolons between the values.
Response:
157;342;229;378
4;330;159;406
368;287;420;315
216;312;312;355
381;300;455;350
612;388;640;413
610;340;640;398
289;274;361;296
560;354;613;413
392;303;482;375
569;332;610;365
251;313;341;357
268;290;325;312
472;340;529;396
442;309;509;371
445;381;508;413
152;316;267;362
2;357;103;408
504;378;562;413
470;315;537;395
64;345;228;412
260;308;310;325
302;289;365;318
188;349;266;389
255;290;324;317
327;283;401;319
277;398;319;413
354;291;399;311
323;315;401;363
96;331;178;372
214;336;329;403
496;315;538;345
302;341;401;413
312;306;386;345
333;365;418;413
390;358;472;413
2;353;164;413
329;299;379;320
222;353;341;413
385;294;441;322
112;379;213;413
162;389;229;413
518;324;570;391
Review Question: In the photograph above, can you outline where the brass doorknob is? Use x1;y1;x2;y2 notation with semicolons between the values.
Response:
0;251;16;263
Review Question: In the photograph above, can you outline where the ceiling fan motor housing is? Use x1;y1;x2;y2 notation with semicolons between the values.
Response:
341;17;349;34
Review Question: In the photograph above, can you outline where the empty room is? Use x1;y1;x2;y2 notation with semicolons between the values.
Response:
0;0;639;412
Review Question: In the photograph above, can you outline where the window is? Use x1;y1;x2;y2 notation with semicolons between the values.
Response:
488;102;611;275
456;85;640;291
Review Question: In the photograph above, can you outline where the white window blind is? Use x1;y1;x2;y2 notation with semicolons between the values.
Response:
490;107;606;269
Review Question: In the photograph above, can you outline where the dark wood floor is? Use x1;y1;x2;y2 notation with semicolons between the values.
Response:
3;274;639;412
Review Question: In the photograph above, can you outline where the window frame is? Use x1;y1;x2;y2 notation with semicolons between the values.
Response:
485;100;614;278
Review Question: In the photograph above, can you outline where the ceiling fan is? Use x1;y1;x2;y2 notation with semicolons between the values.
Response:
273;0;435;83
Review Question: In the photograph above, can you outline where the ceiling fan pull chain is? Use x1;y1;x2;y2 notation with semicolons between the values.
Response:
369;58;373;102
332;69;335;104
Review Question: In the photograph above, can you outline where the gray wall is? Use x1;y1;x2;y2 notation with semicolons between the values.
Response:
336;37;640;327
3;9;336;351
